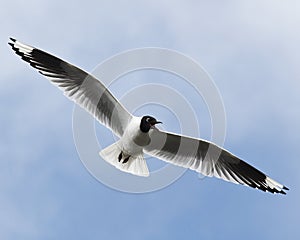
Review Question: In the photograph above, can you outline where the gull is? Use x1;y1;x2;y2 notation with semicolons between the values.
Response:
9;38;289;194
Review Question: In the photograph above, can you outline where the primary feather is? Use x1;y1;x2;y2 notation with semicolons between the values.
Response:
9;38;132;137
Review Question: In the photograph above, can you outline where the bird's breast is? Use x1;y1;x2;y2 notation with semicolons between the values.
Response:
123;125;151;147
120;117;151;154
132;132;151;147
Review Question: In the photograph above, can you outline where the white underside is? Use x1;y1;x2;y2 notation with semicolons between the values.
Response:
99;141;149;177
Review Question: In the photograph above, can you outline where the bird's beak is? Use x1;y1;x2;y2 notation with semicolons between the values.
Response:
149;119;162;126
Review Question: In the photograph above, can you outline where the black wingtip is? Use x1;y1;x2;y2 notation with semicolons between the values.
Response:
8;37;16;48
283;186;289;190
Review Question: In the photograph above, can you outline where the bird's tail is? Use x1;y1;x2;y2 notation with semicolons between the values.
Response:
99;141;149;177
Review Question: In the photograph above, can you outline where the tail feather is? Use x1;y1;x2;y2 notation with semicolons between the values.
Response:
99;141;149;177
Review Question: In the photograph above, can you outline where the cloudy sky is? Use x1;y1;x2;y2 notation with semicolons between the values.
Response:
1;0;299;239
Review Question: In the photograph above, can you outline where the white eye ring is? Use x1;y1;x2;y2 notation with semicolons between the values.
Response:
146;117;150;122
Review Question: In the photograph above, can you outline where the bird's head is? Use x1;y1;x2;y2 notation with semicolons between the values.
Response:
140;115;162;133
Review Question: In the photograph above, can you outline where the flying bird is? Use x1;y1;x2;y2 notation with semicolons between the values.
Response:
9;38;289;194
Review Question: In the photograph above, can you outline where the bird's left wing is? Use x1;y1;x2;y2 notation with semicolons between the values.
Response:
9;38;132;137
144;129;288;194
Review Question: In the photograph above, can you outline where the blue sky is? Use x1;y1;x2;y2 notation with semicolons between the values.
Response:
1;0;299;239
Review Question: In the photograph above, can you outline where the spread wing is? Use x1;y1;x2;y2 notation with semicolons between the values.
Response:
9;38;132;137
144;129;289;194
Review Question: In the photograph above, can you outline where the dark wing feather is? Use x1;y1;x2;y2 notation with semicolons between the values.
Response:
144;129;288;194
9;38;132;137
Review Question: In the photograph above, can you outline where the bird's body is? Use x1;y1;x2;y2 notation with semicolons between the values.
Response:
99;116;151;177
100;116;159;176
122;116;151;151
9;38;289;194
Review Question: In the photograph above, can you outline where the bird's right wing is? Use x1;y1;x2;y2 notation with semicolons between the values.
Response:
144;129;289;194
9;38;132;137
